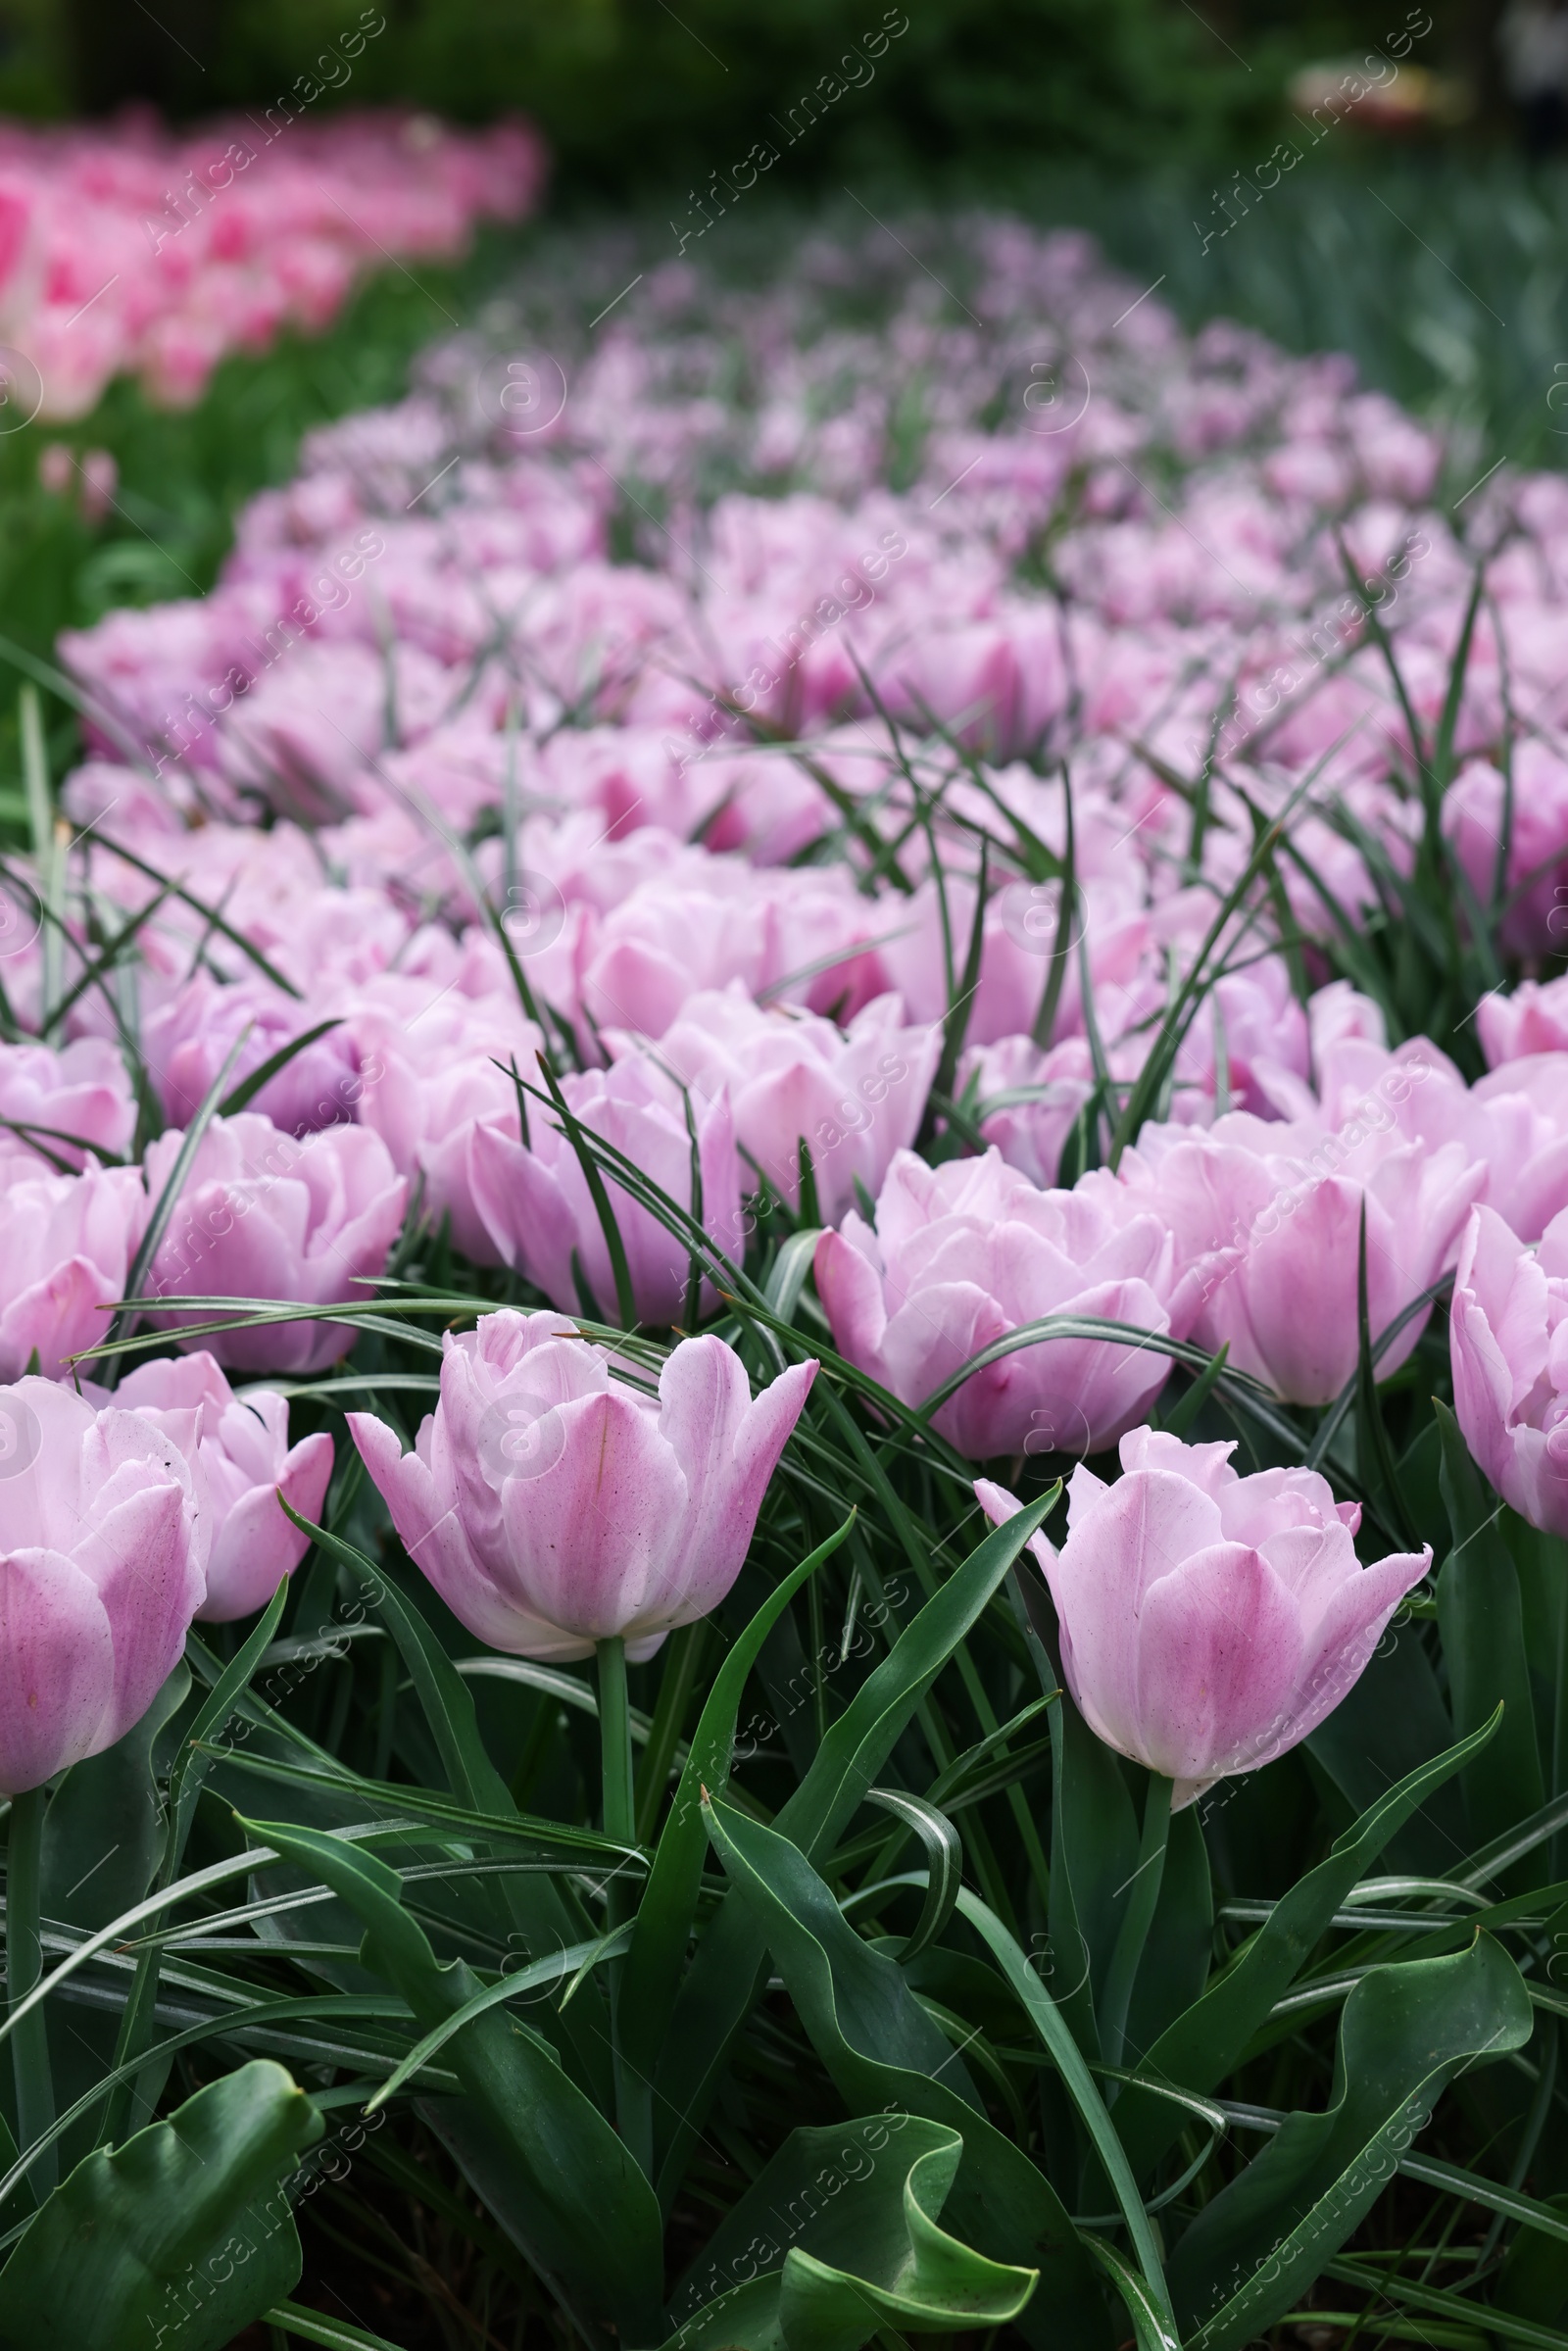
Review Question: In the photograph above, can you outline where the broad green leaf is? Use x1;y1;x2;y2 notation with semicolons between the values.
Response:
1012;1563;1134;2055
1436;1399;1545;1871
41;1662;190;1934
655;1493;1056;2196
1499;2190;1568;2327
1126;1803;1212;2059
1305;1627;1468;1876
0;2060;320;2351
238;1815;665;2347
278;1501;612;2103
700;1793;1110;2351
1170;1935;1534;2351
660;2117;1037;2351
1114;1708;1502;2179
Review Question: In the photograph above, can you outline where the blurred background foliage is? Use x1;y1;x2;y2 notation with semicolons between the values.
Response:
0;0;1516;183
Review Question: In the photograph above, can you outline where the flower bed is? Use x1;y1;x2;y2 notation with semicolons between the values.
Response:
0;105;544;419
0;214;1565;2348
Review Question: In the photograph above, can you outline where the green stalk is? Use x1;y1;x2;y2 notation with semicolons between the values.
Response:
1099;1772;1173;2074
8;1784;56;2197
598;1636;649;2170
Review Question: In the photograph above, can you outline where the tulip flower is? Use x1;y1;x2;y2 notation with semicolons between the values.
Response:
813;1147;1207;1457
622;984;940;1223
95;1351;334;1621
0;1037;135;1171
1119;1108;1483;1403
1450;1204;1568;1537
0;1163;147;1382
0;1376;209;1793
468;1056;741;1327
145;1111;407;1377
977;1427;1430;1806
958;1034;1094;1189
347;1306;816;1657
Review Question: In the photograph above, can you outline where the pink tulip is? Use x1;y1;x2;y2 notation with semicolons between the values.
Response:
813;1147;1207;1457
468;1056;741;1326
1266;992;1568;1246
1450;1203;1568;1537
0;1037;135;1170
348;1307;815;1655
96;1351;333;1621
1444;746;1568;957
141;972;366;1136
958;1034;1094;1188
1479;980;1568;1068
0;1163;146;1381
1119;1108;1483;1403
0;1376;208;1793
977;1427;1430;1805
350;985;543;1265
624;985;939;1223
144;1111;407;1376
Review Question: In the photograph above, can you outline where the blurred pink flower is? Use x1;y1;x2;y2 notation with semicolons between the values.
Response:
625;984;939;1222
1120;1105;1482;1403
1450;1204;1568;1538
0;1163;146;1380
469;1055;741;1326
98;1350;333;1621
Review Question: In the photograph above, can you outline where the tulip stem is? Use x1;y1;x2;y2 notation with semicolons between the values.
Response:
1099;1772;1173;2075
598;1635;635;1849
7;1785;56;2198
597;1637;650;2168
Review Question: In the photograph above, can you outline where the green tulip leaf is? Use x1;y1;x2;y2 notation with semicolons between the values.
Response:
276;1501;614;2104
655;1491;1057;2200
1435;1398;1545;1870
1114;1706;1504;2179
237;1813;665;2349
1169;1933;1534;2351
618;1514;855;2091
0;2059;320;2351
661;2116;1037;2351
700;1789;1110;2351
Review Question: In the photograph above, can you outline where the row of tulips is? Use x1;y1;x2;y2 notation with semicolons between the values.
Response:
0;105;543;418
3;211;1568;2350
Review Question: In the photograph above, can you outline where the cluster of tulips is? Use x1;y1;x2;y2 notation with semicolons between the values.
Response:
0;105;544;418
1;211;1565;1837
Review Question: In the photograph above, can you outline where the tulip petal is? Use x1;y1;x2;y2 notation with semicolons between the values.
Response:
1131;1540;1304;1791
0;1548;115;1793
496;1389;688;1641
348;1407;591;1659
657;1339;815;1620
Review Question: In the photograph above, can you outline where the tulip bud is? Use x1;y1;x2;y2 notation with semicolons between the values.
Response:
349;1307;815;1655
978;1426;1429;1806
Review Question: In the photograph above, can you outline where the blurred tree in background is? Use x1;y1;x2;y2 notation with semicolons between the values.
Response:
0;0;1516;187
